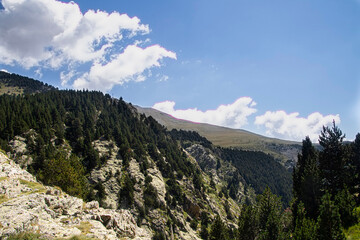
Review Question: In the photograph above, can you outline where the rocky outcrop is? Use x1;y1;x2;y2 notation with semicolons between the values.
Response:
186;144;246;202
0;152;152;239
90;139;122;209
8;135;33;168
185;144;217;175
147;165;166;207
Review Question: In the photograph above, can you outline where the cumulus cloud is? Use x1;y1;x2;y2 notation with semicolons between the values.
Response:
73;44;176;91
0;0;175;91
254;111;340;142
0;0;149;67
152;97;257;129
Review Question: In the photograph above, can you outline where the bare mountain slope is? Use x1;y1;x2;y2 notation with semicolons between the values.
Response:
136;106;301;168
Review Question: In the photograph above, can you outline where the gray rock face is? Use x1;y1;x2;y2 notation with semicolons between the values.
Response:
0;152;152;239
185;144;218;180
186;144;245;201
147;165;166;207
90;139;122;209
8;130;37;168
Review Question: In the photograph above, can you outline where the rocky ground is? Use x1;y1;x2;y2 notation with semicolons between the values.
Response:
0;151;152;239
1;135;245;240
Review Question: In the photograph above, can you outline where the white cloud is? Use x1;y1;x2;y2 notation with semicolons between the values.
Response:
34;68;43;78
152;97;257;129
0;69;9;73
0;0;175;91
254;110;340;142
73;44;176;91
60;70;76;87
0;0;149;68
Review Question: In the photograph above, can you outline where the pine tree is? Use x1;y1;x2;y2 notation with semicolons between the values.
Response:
42;153;87;198
319;122;346;195
293;137;321;219
351;133;360;203
334;186;356;228
317;192;345;240
209;216;228;240
238;204;258;240
257;187;283;240
292;202;317;240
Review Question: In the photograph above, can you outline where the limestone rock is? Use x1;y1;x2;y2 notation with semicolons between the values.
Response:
8;131;36;167
147;166;166;207
0;152;152;239
185;144;219;183
128;159;145;210
90;139;122;209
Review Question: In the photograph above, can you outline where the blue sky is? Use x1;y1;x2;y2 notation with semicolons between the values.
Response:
0;0;359;141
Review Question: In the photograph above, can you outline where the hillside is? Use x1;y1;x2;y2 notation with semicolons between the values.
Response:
0;72;293;239
0;71;56;95
0;151;151;239
136;106;301;168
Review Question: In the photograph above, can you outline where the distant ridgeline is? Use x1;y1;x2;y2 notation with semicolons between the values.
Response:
0;71;56;95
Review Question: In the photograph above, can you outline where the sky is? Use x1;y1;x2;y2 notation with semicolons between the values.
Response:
0;0;359;142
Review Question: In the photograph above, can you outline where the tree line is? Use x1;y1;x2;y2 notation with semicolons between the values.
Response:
0;90;201;206
204;123;360;240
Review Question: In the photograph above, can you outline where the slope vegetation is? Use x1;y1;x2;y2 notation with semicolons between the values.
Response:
0;72;294;239
137;106;301;167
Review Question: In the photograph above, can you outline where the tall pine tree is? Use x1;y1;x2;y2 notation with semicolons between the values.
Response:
319;122;346;196
316;192;345;240
293;137;321;219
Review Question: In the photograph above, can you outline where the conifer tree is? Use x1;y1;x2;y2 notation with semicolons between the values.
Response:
351;133;360;202
293;137;321;219
317;192;345;240
209;216;229;240
238;204;258;240
334;186;356;228
292;202;317;240
319;122;346;195
257;187;283;240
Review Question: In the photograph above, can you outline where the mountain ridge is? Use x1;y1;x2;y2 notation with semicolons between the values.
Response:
136;106;301;168
0;71;293;239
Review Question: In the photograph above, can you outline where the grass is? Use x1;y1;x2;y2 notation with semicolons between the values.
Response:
136;106;301;163
75;221;93;235
345;207;360;240
6;231;99;240
0;194;9;204
60;236;99;240
19;179;46;194
0;176;9;181
7;232;45;240
0;84;24;95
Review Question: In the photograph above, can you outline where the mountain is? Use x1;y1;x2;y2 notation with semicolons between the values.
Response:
0;71;56;95
136;106;301;168
0;72;293;239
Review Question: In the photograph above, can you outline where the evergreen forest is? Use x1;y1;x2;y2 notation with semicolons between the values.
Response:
1;72;360;239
